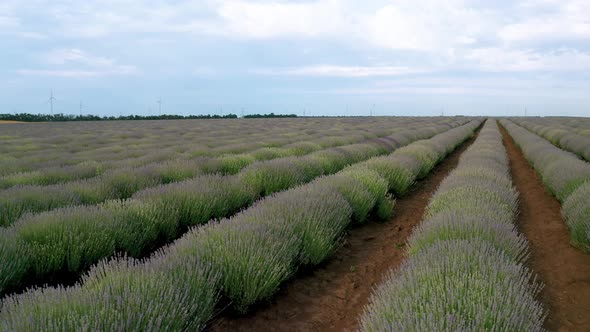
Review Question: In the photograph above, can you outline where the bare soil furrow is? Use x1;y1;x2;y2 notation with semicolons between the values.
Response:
501;126;590;332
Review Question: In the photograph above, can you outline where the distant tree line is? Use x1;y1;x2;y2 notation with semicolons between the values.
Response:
243;113;297;118
0;113;238;122
0;112;299;122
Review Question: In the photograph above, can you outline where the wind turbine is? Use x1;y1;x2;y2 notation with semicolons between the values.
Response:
157;97;162;116
79;101;84;117
47;90;56;115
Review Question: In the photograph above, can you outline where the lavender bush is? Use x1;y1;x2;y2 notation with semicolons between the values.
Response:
0;254;219;331
14;206;118;276
339;166;389;216
0;184;81;226
267;184;353;266
0;161;103;189
0;118;482;328
502;119;590;202
0;121;470;296
360;240;545;332
239;157;315;195
502;119;590;251
512;118;590;162
562;181;590;252
363;155;420;195
362;122;480;195
1;118;455;225
315;175;376;223
408;211;529;262
190;218;301;312
361;120;546;331
0;229;30;294
133;174;254;229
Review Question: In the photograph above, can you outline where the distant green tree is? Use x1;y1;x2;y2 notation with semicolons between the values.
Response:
0;113;238;122
243;113;297;118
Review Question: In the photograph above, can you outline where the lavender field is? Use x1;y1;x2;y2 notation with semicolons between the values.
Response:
1;116;590;331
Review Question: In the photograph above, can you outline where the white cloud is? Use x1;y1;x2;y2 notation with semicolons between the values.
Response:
44;1;217;38
500;0;590;44
43;49;116;67
464;47;590;71
365;5;433;50
320;75;590;98
20;0;492;52
6;0;590;78
500;18;590;44
15;69;127;78
0;1;20;29
11;1;584;49
254;65;424;77
213;0;493;52
19;49;137;78
365;1;489;51
325;86;471;95
216;0;347;39
0;5;46;39
0;15;19;28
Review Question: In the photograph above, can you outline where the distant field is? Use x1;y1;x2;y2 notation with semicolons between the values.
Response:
0;120;23;123
0;116;589;331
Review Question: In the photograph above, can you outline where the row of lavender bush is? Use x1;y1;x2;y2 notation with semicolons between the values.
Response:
0;121;481;331
547;117;590;137
0;121;466;296
0;117;406;189
0;119;408;189
360;120;546;331
0;117;426;176
1;119;275;175
510;118;590;162
1;117;410;158
0;118;459;227
501;119;590;252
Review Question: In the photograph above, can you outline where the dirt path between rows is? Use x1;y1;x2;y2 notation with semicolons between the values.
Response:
501;126;590;332
208;129;480;332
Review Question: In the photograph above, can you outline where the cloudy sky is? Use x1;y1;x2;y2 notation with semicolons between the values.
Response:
1;0;590;117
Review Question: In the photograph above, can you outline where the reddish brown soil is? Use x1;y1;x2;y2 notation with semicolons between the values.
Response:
208;130;480;332
501;126;590;332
